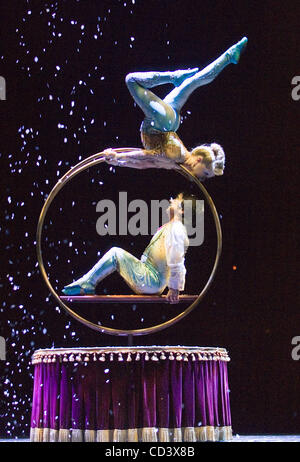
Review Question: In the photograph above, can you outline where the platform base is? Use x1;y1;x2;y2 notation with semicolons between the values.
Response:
30;346;232;442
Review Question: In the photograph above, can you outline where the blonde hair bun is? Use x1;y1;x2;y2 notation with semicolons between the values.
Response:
191;143;225;177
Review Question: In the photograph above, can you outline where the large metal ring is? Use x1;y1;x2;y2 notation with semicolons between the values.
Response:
36;151;222;337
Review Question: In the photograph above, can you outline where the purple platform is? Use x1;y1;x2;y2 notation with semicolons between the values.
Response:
30;346;232;442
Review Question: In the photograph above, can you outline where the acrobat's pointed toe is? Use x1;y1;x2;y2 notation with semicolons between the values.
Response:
230;37;248;64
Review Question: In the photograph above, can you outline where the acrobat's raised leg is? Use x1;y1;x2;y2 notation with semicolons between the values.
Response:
125;68;199;131
125;37;247;130
164;37;248;111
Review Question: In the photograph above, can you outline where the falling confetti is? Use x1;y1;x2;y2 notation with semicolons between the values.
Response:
0;0;222;440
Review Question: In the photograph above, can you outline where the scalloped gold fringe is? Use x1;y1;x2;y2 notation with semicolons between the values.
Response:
72;429;83;442
173;427;183;442
142;427;158;442
50;429;58;442
84;430;96;442
113;429;128;442
59;429;71;442
158;428;170;442
96;429;111;442
128;428;139;442
183;426;197;442
30;425;232;442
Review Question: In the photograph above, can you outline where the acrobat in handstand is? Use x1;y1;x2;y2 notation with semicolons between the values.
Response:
103;37;247;180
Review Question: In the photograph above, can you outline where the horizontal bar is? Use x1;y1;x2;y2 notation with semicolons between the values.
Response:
60;295;198;304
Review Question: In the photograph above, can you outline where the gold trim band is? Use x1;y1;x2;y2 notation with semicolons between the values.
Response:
31;346;230;365
30;426;232;442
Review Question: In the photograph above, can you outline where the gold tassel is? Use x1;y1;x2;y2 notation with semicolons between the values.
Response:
206;426;215;441
71;429;83;442
32;428;44;442
96;429;111;442
173;428;182;442
84;429;96;442
196;426;207;442
214;426;220;441
183;427;196;442
113;429;127;442
218;426;225;441
58;428;71;442
219;426;232;441
127;428;139;442
30;427;35;442
158;428;170;442
142;427;158;442
42;427;50;442
50;429;58;442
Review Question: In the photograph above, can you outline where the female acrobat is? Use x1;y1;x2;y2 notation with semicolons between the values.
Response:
103;37;248;180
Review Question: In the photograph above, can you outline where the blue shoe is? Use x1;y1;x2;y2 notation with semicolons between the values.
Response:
228;37;248;64
62;278;95;296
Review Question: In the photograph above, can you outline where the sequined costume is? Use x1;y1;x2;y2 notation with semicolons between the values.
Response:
121;37;248;165
103;38;247;177
62;220;189;296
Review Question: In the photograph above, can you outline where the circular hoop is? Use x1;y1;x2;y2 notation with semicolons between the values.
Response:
36;151;222;336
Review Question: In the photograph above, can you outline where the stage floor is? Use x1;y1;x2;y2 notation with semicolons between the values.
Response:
1;435;300;443
232;435;300;442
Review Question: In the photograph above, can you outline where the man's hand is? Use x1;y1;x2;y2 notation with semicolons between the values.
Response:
166;288;179;304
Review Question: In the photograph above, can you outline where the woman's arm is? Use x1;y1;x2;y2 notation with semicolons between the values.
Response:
102;148;176;170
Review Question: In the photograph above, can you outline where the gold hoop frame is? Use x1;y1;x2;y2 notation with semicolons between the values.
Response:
36;150;222;337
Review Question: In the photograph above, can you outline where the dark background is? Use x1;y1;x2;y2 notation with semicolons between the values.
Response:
0;0;299;438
